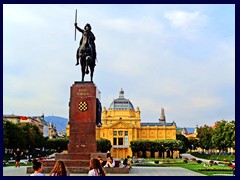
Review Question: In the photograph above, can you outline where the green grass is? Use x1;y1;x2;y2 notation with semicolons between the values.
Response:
165;161;233;176
191;152;235;162
132;158;234;176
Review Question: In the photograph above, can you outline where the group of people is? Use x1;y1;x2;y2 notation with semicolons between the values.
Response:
98;155;132;169
13;148;132;176
29;158;107;176
30;159;70;176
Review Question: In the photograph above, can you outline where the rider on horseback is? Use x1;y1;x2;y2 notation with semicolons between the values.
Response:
74;23;96;66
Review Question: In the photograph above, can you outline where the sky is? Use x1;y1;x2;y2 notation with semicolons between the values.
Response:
3;4;235;128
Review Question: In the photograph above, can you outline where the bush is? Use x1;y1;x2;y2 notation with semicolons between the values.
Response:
154;160;159;164
198;168;233;171
44;138;68;151
209;160;214;166
96;138;112;152
228;163;235;168
190;158;196;162
183;159;188;163
197;160;202;164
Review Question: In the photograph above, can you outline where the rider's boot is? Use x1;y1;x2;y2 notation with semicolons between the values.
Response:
75;60;79;66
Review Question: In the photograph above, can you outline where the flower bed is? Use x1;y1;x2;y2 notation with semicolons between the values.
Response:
198;168;233;171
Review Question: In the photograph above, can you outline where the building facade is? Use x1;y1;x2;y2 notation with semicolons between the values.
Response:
3;114;51;138
96;89;177;158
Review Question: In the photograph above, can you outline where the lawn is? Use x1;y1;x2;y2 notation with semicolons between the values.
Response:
132;158;234;176
165;161;233;176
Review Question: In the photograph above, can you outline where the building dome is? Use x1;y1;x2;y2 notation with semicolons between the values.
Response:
109;88;135;110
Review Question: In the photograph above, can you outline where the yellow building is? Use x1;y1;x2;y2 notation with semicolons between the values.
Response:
96;89;177;159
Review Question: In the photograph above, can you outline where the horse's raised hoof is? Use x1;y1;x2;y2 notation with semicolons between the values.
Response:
75;62;79;66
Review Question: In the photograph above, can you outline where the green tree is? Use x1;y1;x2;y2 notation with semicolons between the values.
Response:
176;134;189;153
188;138;199;152
20;123;44;149
3;121;25;150
96;138;112;152
129;140;140;155
197;124;213;151
130;140;184;158
155;140;165;158
163;140;183;158
212;120;235;152
44;137;69;151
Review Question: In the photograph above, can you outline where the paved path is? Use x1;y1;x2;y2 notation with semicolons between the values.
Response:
3;166;206;176
180;153;223;164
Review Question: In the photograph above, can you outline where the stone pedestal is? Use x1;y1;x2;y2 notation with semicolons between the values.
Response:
68;81;97;153
27;82;99;174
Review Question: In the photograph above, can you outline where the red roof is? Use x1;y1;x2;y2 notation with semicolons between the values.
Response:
18;116;28;120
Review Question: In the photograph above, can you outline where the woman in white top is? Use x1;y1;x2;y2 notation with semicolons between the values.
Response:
103;157;115;168
30;159;45;176
88;158;106;176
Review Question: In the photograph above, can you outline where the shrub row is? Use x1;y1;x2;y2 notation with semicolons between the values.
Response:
198;168;233;171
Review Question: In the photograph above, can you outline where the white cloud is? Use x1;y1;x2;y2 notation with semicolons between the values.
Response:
102;16;163;36
189;96;222;108
164;10;207;29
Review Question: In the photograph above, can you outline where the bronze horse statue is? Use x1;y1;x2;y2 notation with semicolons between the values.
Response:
75;22;96;82
76;47;96;82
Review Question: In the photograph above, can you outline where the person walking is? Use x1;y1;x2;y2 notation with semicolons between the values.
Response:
50;160;70;176
13;148;23;167
30;159;45;176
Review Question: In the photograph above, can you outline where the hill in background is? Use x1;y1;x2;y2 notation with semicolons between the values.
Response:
44;116;195;134
45;116;68;132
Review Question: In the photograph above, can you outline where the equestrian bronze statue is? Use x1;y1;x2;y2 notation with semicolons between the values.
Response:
74;10;97;82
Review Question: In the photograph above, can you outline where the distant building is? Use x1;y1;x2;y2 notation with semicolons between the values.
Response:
48;121;57;139
57;130;66;138
95;89;177;158
66;89;178;158
3;114;20;124
3;114;52;138
32;114;49;137
177;126;198;139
